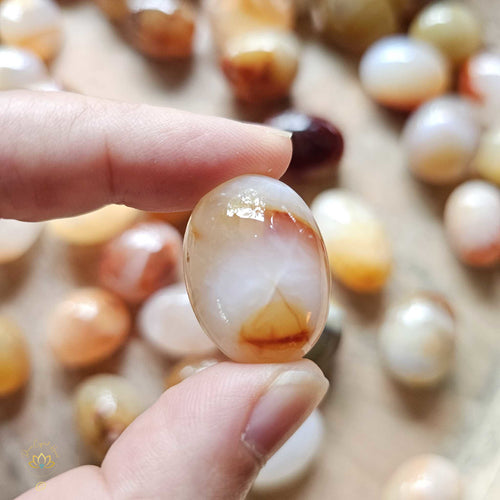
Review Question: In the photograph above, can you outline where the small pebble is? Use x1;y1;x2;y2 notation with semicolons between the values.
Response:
0;219;43;264
473;126;500;186
165;352;225;388
379;293;456;387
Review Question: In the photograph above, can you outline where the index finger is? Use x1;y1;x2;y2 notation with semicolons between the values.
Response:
0;91;292;221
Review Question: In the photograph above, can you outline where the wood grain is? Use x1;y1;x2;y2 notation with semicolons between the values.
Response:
1;1;499;498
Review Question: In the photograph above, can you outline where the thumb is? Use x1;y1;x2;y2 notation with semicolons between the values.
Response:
19;360;327;500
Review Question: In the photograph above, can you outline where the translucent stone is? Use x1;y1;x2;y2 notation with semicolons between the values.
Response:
208;0;299;103
473;126;500;186
48;205;140;246
311;190;392;293
265;111;344;172
48;288;131;368
253;410;324;492
444;181;500;267
165;352;226;388
99;221;183;304
74;374;144;459
312;0;399;54
125;0;195;59
409;2;482;66
402;96;481;185
93;0;128;22
0;0;63;62
383;454;463;499
0;45;49;90
138;283;216;357
0;219;43;264
305;300;342;376
184;175;330;363
459;51;500;125
0;317;30;396
359;35;450;111
379;293;456;387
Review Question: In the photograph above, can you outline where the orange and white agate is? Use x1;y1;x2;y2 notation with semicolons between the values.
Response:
184;175;330;363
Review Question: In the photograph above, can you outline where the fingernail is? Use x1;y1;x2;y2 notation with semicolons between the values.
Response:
267;127;293;139
242;368;328;463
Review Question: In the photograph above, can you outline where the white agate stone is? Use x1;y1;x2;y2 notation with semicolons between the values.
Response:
0;45;49;90
138;283;217;358
184;175;330;363
473;126;500;186
379;293;456;387
0;0;63;62
311;189;392;292
460;51;500;124
359;35;450;111
383;454;463;500
444;180;500;267
253;409;324;492
402;96;481;185
0;219;44;263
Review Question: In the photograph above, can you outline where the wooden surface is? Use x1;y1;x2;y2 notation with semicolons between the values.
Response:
1;1;500;498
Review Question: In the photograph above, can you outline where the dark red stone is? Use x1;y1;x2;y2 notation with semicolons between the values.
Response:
265;110;344;171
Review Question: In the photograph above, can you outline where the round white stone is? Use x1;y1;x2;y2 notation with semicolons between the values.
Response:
138;283;217;358
379;294;456;387
360;35;450;110
444;180;500;267
253;410;324;492
402;96;481;184
0;45;48;90
0;219;44;263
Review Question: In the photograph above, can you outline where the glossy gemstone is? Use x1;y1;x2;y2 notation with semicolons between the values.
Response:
312;0;398;54
253;410;324;492
138;283;216;358
209;0;299;103
459;51;500;125
305;300;342;377
409;2;481;66
265;111;344;172
379;293;456;387
311;190;392;292
383;454;463;499
402;96;481;185
125;0;195;59
0;0;63;62
0;219;43;264
184;175;330;363
48;288;131;368
48;205;140;246
0;45;52;90
99;221;183;304
444;181;500;267
360;36;450;111
165;352;226;388
0;317;30;396
74;374;144;459
473;126;500;186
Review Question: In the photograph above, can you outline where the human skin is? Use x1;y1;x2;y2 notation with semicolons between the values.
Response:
2;91;329;500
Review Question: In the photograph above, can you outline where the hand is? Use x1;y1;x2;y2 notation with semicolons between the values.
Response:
5;91;329;500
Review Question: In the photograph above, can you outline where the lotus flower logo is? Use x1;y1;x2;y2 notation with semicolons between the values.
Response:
28;453;55;470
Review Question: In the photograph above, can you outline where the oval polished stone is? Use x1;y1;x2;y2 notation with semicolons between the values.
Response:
473;126;500;186
444;180;500;267
383;454;463;499
409;1;482;66
0;0;63;62
253;410;324;492
0;219;44;264
379;293;456;387
402;96;481;185
138;283;217;358
359;35;450;110
74;374;144;460
0;316;30;396
0;45;50;90
311;190;392;292
48;288;131;368
184;175;330;363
